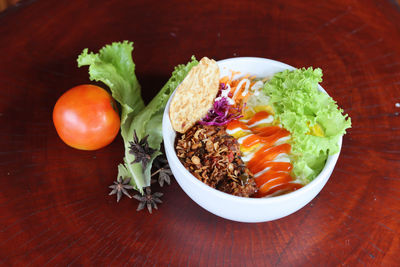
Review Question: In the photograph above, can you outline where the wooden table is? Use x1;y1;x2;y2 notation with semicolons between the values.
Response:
1;0;399;265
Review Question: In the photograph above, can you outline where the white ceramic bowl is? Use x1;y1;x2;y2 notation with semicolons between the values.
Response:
162;57;342;223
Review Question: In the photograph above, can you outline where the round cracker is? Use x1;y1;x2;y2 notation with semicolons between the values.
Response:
169;57;220;133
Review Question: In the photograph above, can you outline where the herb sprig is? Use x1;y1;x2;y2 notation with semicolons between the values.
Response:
78;41;198;196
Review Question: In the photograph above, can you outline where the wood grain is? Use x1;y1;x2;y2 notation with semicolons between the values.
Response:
0;0;399;265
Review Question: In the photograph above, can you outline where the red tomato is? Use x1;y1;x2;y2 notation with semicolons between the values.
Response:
53;84;120;150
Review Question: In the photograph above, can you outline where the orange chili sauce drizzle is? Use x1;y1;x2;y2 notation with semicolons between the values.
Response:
226;111;302;198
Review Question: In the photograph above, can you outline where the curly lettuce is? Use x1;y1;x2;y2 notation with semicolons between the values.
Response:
78;41;198;193
263;67;351;182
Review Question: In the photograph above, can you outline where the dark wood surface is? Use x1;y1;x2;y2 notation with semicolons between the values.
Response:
1;0;399;265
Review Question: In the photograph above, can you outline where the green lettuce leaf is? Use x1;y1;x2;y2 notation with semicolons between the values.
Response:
263;67;351;182
119;56;199;191
78;41;198;193
77;41;145;141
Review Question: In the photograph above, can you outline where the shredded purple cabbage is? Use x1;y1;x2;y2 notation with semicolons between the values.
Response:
199;83;242;126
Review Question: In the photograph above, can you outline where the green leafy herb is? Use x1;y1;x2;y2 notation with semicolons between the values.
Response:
78;41;198;194
77;41;145;133
263;67;351;182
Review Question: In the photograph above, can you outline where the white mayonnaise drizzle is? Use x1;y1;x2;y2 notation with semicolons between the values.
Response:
215;84;235;105
226;128;251;135
231;78;250;99
247;115;274;127
274;136;291;146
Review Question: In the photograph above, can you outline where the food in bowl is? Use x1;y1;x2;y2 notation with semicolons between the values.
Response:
176;124;257;197
169;57;351;199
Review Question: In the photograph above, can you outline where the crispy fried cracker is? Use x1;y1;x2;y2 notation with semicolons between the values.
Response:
169;57;220;133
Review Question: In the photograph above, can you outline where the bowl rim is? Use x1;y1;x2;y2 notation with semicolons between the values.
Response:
163;56;342;204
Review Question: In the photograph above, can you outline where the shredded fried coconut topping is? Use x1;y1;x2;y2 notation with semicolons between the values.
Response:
175;124;257;197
